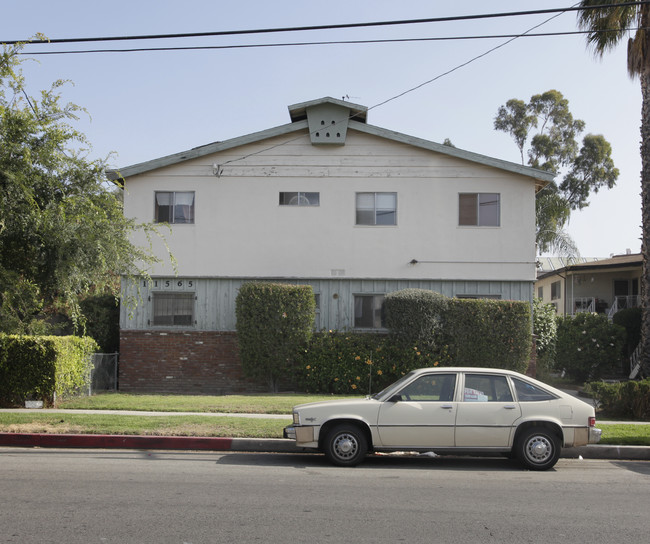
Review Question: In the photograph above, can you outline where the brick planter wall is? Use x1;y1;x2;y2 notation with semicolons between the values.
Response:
119;330;267;394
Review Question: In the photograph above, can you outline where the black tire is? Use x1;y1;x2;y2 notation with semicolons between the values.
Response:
515;427;561;471
323;424;368;467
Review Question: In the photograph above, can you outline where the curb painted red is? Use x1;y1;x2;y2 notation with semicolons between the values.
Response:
0;433;234;451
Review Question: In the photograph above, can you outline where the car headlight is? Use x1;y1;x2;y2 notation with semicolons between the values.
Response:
293;412;300;425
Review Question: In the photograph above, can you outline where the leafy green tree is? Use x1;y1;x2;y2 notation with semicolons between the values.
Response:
494;90;619;255
576;0;650;378
0;42;159;334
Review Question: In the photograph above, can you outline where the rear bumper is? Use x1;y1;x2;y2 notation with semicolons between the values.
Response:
589;427;602;444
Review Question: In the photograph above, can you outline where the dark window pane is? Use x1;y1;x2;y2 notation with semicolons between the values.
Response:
459;193;477;225
513;378;557;401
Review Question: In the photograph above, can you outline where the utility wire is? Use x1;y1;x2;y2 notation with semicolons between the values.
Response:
5;1;648;46
212;2;581;171
21;28;640;56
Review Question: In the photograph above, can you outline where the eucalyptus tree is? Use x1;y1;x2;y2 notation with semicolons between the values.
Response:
577;0;650;376
494;89;618;255
0;43;159;333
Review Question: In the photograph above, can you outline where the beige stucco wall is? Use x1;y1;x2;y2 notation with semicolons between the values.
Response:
123;130;537;282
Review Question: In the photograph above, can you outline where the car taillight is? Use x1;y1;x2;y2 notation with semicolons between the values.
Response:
588;416;596;427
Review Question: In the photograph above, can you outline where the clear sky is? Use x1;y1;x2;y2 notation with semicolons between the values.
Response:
2;0;642;258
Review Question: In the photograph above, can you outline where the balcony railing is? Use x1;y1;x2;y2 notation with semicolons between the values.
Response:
573;297;595;314
607;295;641;319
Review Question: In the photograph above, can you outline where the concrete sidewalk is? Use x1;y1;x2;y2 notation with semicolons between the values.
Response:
0;408;648;460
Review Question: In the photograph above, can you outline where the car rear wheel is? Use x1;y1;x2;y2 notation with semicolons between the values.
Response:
516;428;561;471
323;424;368;467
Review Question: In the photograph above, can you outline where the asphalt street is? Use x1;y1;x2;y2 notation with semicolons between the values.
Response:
1;448;649;544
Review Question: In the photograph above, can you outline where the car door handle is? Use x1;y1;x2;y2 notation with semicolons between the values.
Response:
441;404;454;410
504;405;517;410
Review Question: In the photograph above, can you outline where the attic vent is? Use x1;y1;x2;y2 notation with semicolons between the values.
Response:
306;104;350;145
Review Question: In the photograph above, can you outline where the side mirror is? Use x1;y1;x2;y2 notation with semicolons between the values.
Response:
388;395;402;403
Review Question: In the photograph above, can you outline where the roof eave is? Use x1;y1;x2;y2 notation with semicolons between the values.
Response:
349;120;555;186
107;120;309;180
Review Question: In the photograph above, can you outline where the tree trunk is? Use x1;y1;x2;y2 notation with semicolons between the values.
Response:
640;68;650;377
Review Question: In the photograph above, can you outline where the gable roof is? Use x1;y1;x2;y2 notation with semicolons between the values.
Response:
107;96;555;188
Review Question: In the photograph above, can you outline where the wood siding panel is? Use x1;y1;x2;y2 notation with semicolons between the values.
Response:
121;277;532;333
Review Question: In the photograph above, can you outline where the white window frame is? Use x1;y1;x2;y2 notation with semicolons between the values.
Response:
154;191;195;224
458;193;500;227
356;192;397;226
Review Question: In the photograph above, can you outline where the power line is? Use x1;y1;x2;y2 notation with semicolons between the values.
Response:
214;1;580;170
21;28;640;56
4;2;648;46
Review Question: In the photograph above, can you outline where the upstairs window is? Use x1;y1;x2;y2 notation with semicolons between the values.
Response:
155;191;195;224
459;193;500;227
279;192;320;206
356;192;397;225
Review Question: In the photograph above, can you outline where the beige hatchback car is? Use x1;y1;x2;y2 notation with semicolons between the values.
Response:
285;367;601;470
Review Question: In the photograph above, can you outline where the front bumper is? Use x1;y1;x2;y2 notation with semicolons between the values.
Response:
589;427;602;444
283;426;296;440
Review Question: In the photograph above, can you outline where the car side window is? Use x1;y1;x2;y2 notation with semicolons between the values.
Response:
512;378;557;401
396;374;457;402
463;374;513;402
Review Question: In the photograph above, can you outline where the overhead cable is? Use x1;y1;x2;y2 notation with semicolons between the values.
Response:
4;1;648;46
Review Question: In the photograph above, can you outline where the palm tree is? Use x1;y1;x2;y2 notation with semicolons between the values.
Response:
577;1;650;377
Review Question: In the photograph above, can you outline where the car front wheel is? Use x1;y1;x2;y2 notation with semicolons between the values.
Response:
516;428;561;471
323;424;368;467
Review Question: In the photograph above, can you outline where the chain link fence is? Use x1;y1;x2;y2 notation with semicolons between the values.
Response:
90;353;119;392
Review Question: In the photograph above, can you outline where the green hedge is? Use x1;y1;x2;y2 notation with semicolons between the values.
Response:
296;331;446;394
235;282;315;392
384;288;449;354
586;379;650;420
0;334;98;406
446;298;532;373
295;293;532;394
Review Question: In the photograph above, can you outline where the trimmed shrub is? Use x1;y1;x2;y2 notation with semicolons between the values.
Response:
446;299;532;373
533;298;558;379
586;379;650;420
0;334;98;406
235;282;316;392
384;288;449;355
556;313;625;382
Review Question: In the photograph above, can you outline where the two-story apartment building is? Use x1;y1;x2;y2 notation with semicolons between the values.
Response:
110;97;554;394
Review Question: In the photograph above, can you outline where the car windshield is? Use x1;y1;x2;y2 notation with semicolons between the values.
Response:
371;371;417;400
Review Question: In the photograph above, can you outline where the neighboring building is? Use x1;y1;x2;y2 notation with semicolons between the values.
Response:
535;252;642;317
110;96;554;394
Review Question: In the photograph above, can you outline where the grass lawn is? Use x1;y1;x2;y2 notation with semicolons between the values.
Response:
598;424;650;446
0;392;648;445
0;412;287;438
57;392;349;414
